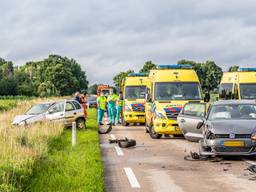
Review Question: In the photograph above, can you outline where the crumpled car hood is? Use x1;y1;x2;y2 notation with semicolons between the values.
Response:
12;114;45;125
209;120;256;134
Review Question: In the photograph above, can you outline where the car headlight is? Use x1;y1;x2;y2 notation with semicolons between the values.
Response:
251;133;256;141
155;111;166;119
124;105;132;112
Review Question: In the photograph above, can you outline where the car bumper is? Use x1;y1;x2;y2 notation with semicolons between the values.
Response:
200;139;256;156
153;118;182;135
123;112;145;123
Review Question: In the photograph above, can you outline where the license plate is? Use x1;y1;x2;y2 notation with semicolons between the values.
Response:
138;116;144;119
223;141;245;147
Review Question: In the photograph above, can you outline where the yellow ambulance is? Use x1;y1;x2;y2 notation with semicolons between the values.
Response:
122;73;151;126
145;64;204;139
219;68;256;100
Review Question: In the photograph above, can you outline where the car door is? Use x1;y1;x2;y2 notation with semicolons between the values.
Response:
46;101;65;121
65;101;77;125
177;103;206;142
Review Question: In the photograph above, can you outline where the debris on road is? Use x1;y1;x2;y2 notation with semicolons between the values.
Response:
98;123;112;134
184;151;223;162
247;165;256;174
109;137;136;148
184;152;208;161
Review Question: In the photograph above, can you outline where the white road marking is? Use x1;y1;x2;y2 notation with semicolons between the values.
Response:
114;146;124;156
124;167;141;188
110;134;124;156
110;134;116;140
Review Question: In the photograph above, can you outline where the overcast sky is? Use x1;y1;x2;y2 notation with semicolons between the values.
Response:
1;0;256;85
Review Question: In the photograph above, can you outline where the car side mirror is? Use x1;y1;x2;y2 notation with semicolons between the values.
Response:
196;120;204;129
204;92;210;102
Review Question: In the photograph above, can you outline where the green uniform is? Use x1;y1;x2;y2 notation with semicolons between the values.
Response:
107;94;118;124
97;96;107;124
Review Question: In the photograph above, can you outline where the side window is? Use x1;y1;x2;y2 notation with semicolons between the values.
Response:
48;102;64;114
183;103;205;117
219;83;233;99
72;101;81;110
66;102;75;111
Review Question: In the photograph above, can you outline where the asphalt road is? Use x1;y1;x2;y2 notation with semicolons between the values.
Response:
100;125;256;192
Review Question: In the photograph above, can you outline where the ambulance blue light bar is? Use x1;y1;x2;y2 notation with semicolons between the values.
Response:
128;73;148;77
240;67;256;72
157;64;192;69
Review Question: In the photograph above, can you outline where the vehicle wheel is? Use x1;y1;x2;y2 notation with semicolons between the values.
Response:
76;118;86;129
122;118;129;126
118;139;136;148
149;125;162;139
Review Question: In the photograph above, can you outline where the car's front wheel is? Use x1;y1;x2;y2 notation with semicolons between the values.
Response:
149;125;162;139
76;118;86;129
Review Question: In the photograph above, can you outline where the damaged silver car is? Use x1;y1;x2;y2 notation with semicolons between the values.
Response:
197;100;256;156
178;100;256;155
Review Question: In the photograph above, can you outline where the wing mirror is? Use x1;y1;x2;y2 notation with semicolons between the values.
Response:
204;92;210;102
196;120;204;129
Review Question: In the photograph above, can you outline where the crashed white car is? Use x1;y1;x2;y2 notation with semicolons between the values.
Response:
13;100;86;129
13;102;54;125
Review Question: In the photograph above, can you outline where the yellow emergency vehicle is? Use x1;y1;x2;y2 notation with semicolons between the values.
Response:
219;68;256;100
122;73;151;126
145;64;204;139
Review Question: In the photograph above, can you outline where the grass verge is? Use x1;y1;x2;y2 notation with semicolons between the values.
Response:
0;99;63;192
26;108;104;192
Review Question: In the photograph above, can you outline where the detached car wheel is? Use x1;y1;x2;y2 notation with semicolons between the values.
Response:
118;139;136;148
76;118;86;129
149;125;162;139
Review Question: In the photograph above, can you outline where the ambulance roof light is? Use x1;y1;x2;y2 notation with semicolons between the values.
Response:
239;68;256;72
157;64;192;69
128;73;148;77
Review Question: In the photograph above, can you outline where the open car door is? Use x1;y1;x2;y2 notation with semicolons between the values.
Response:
45;101;66;122
177;103;206;142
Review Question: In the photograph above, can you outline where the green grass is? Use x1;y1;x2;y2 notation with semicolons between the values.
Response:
0;99;17;111
25;108;104;192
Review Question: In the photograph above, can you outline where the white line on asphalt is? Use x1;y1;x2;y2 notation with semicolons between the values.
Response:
124;167;141;188
110;134;116;140
110;134;124;156
114;146;124;156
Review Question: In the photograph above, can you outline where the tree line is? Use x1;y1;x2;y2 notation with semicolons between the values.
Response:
112;60;238;93
0;54;88;97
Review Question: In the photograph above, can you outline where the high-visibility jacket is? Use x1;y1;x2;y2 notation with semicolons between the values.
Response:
97;96;107;110
107;94;118;108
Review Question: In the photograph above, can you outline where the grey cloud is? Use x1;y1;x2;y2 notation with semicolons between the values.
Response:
1;0;256;84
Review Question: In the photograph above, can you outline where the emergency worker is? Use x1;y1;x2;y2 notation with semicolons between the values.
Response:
107;89;118;125
97;91;107;125
115;91;123;124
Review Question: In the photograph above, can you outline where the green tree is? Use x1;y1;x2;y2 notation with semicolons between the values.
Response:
139;61;156;73
113;69;134;89
178;59;223;92
21;54;89;96
228;65;239;72
14;70;35;96
0;77;18;95
88;84;98;95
